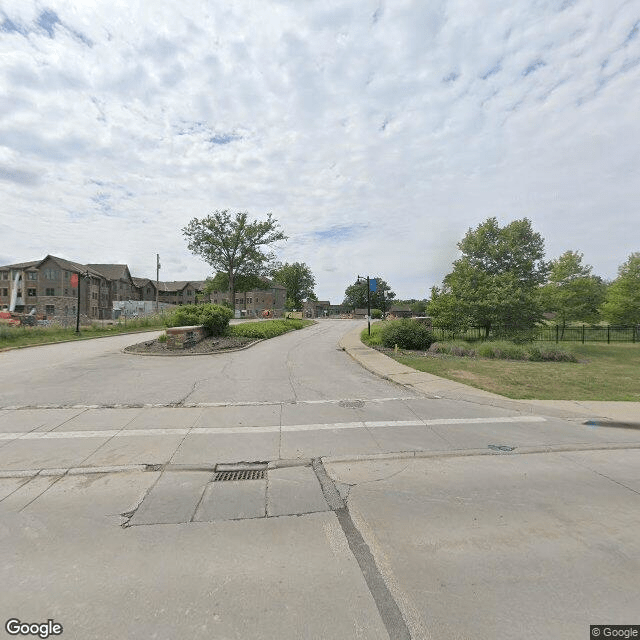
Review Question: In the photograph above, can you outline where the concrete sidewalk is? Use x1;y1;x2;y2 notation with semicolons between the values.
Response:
338;323;640;424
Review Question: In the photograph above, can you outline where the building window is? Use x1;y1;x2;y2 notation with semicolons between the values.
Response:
64;271;69;279
1;288;7;296
0;271;8;280
27;272;37;280
64;289;69;296
45;305;55;316
45;288;55;296
27;288;36;297
43;269;58;280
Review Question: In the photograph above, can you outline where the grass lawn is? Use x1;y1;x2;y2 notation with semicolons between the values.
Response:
362;323;640;400
0;317;166;351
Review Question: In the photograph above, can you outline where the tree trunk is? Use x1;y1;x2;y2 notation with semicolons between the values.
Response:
228;271;235;316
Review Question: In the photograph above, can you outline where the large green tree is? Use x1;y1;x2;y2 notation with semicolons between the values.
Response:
183;210;287;313
539;250;606;335
600;252;640;325
428;217;547;335
271;262;317;310
343;278;396;312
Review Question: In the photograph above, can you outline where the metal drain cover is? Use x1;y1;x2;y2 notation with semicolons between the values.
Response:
488;444;515;452
214;469;266;481
339;399;365;409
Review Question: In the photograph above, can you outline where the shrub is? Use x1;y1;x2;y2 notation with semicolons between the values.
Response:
157;333;167;343
228;318;311;339
380;319;434;350
165;304;233;336
528;346;577;362
371;309;382;319
428;341;476;357
477;341;528;360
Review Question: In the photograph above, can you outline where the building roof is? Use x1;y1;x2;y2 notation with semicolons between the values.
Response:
88;264;132;282
0;260;40;270
37;255;105;278
390;305;412;312
132;277;153;288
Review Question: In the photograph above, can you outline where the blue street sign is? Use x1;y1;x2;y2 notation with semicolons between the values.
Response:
369;278;377;292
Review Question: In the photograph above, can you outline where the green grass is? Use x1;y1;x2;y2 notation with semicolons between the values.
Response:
362;324;640;400
0;316;166;350
227;318;314;339
391;342;640;401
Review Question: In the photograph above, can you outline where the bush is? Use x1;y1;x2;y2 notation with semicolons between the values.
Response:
428;341;476;357
528;346;577;362
165;304;233;336
380;319;434;350
371;309;382;319
477;341;528;360
157;333;167;343
227;318;311;339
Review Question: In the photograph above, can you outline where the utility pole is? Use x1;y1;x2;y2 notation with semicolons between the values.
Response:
156;254;160;314
357;275;372;336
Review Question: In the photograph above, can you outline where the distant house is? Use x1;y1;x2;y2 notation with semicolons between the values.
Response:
388;305;412;318
303;299;331;318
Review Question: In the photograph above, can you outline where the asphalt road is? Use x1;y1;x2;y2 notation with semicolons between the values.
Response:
1;320;638;639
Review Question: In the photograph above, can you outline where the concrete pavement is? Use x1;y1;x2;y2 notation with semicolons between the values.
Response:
2;319;639;639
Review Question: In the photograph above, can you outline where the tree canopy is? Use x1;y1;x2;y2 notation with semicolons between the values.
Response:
343;278;396;311
600;252;640;325
428;217;547;334
271;262;317;310
539;250;606;332
182;210;287;312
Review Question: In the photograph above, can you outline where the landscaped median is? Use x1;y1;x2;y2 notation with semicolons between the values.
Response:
125;316;315;355
361;319;640;401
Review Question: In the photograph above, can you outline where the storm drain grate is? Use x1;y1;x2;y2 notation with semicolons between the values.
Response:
213;469;266;482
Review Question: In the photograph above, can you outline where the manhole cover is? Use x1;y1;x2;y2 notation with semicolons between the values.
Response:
213;469;266;481
339;399;365;409
488;444;515;452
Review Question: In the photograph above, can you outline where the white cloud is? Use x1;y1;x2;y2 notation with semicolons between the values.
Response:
1;0;639;301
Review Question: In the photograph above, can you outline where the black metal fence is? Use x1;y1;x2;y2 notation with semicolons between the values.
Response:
431;325;639;344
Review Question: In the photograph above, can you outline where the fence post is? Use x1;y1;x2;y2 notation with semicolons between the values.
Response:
582;324;585;344
555;325;559;344
607;325;610;344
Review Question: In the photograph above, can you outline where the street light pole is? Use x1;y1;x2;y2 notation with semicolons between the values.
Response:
357;275;371;336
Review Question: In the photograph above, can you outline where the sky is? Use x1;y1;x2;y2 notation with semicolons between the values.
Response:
1;0;639;303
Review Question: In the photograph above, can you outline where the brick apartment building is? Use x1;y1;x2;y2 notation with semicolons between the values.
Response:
0;255;287;321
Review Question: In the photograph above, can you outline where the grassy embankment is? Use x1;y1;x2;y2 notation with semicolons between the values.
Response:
0;316;166;350
361;322;640;401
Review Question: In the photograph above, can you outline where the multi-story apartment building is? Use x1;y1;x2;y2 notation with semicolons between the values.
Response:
0;255;111;321
1;255;288;321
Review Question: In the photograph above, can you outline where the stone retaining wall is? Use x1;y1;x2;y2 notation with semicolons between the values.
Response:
166;324;208;349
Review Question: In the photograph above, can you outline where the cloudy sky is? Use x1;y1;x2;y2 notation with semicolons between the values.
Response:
1;0;638;302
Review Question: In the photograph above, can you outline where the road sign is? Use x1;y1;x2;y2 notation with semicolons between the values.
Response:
369;278;377;292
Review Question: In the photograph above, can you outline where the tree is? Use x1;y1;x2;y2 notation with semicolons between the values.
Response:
600;252;640;325
183;210;287;313
203;272;264;296
428;218;547;336
271;262;317;310
539;251;606;335
343;278;396;312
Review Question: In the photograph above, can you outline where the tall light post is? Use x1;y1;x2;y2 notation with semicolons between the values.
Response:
73;269;90;334
356;275;375;336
